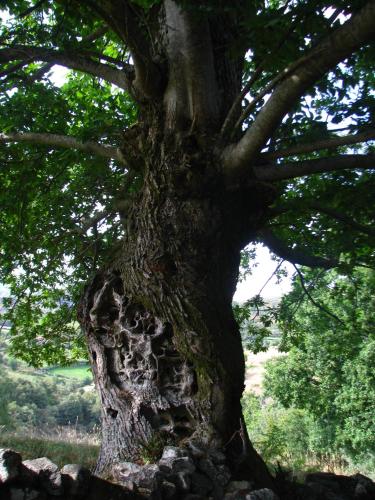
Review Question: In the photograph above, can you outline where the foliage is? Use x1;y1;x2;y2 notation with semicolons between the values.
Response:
139;432;172;464
263;267;375;472
242;392;314;472
242;392;360;477
0;0;374;369
0;3;136;364
233;295;280;353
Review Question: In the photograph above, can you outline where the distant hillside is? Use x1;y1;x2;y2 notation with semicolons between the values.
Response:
0;340;99;432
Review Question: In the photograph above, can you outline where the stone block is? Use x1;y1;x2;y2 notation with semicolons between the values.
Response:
112;461;162;493
161;480;177;499
9;487;43;500
161;447;188;460
159;456;195;475
190;471;213;496
226;480;253;493
246;488;279;500
22;458;62;496
61;464;91;497
0;449;22;484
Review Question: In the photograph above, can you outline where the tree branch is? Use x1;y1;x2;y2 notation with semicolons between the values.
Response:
231;53;317;137
221;4;315;139
75;208;114;234
220;67;263;139
83;0;162;99
293;264;344;324
261;129;375;160
81;25;109;44
163;0;219;130
255;154;375;181
0;45;133;90
0;59;31;78
270;200;375;237
222;0;375;180
309;204;375;237
0;132;126;164
259;228;339;269
19;0;48;18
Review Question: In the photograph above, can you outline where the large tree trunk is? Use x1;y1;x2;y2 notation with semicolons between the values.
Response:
79;134;275;487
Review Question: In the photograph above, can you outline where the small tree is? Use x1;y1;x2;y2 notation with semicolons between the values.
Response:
265;268;375;467
1;0;375;484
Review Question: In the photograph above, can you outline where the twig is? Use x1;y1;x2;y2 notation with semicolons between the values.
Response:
19;0;47;18
293;264;344;324
257;260;284;297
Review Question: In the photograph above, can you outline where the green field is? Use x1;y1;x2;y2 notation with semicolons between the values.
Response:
47;363;92;381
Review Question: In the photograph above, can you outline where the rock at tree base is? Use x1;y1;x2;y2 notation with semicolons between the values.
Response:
161;447;187;460
2;446;375;499
303;472;375;500
161;480;177;498
164;456;196;475
224;480;254;499
8;488;42;500
0;449;147;500
61;464;91;498
112;462;163;494
22;458;62;496
190;471;214;496
0;449;22;484
246;489;280;499
111;445;280;499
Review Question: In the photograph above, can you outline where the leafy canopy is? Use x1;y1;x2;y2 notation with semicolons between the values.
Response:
0;0;374;364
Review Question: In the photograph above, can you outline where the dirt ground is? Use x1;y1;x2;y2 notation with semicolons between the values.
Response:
244;347;285;394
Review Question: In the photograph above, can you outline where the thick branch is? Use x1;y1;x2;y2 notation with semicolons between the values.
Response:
84;0;162;99
254;154;375;181
0;132;126;164
223;0;375;179
81;26;109;44
0;46;132;90
259;229;338;269
261;129;375;160
163;0;219;130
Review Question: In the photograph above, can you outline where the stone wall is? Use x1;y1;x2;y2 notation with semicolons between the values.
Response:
1;447;375;499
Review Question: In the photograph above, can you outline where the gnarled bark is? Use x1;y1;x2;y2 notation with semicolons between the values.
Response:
78;138;274;488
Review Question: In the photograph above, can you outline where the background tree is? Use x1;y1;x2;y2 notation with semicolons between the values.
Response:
264;267;375;471
0;0;375;485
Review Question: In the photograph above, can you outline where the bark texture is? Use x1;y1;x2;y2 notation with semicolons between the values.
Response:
79;130;274;486
74;0;277;488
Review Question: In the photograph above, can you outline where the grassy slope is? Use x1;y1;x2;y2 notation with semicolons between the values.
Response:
0;342;98;467
47;363;92;380
0;432;99;469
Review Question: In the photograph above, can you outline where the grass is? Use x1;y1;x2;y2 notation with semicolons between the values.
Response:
0;426;100;470
47;362;92;381
1;342;92;383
